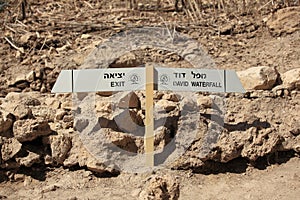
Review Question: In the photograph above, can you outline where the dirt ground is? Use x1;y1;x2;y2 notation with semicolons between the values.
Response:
0;157;299;199
0;0;300;199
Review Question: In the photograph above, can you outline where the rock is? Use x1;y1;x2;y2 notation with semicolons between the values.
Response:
162;93;180;102
31;106;56;121
45;98;61;109
26;71;36;82
16;151;40;167
95;101;113;118
55;110;67;121
113;109;144;133
197;96;213;108
41;184;60;193
282;68;300;90
61;101;73;110
139;175;180;200
179;97;198;111
10;74;28;86
48;134;72;165
110;52;138;68
213;125;283;162
13;173;25;181
85;158;108;174
237;66;278;90
104;130;140;153
118;92;141;109
12;104;32;119
13;119;52;142
63;134;116;174
1;138;22;161
0;113;13;133
154;91;164;100
63;134;89;168
156;99;177;112
266;7;300;36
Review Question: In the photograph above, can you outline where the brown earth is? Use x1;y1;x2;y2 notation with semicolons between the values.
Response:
0;0;300;199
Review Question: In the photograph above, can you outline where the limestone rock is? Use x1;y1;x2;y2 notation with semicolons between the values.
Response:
63;133;116;174
216;127;282;162
139;175;180;200
16;151;40;167
1;138;22;161
31;106;56;121
85;158;109;174
113;109;144;133
162;93;180;102
61;101;73;110
156;99;177;112
63;134;90;168
237;66;278;90
197;96;213;108
266;7;300;36
25;71;36;83
55;110;67;121
118;92;140;109
179;97;198;111
13;119;52;142
45;98;61;109
11;104;32;119
48;134;72;165
95;101;113;118
282;68;300;90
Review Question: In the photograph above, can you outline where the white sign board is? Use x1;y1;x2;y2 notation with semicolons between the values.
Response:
156;67;225;92
51;67;245;93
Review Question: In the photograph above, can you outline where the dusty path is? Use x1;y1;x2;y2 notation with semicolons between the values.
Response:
0;157;299;199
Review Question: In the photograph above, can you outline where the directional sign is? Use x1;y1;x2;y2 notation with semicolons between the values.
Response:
52;66;245;169
51;68;145;93
51;67;245;93
156;68;225;92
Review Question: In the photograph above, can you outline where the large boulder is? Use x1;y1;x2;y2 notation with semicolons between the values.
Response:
281;68;300;90
13;119;52;142
237;66;278;90
63;133;117;174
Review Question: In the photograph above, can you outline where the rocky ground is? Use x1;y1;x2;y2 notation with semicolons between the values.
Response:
0;0;300;199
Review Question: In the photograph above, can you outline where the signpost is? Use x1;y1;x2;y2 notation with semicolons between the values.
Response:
52;65;245;168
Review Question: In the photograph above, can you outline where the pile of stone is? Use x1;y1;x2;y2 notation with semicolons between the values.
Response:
0;67;299;178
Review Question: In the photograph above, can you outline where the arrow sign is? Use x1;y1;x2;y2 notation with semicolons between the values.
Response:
51;68;145;93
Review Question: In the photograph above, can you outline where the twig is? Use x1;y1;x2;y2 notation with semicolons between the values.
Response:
4;37;24;53
16;19;28;28
4;25;17;33
83;1;94;9
39;36;47;53
258;0;273;11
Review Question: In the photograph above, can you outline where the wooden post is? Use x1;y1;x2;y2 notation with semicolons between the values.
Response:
145;64;154;167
